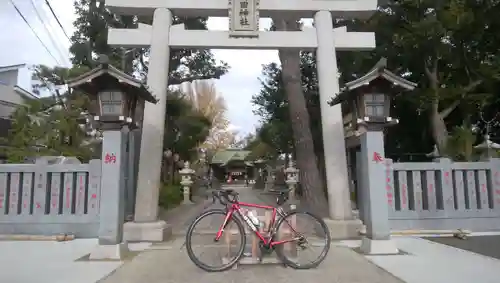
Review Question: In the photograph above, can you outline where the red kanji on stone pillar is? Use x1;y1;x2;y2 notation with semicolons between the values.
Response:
373;152;383;163
104;153;116;164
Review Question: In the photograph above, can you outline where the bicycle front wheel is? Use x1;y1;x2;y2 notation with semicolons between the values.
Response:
274;210;331;269
185;209;246;272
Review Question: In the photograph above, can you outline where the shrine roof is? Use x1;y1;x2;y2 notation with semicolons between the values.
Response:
211;149;251;165
344;58;417;91
66;56;157;104
329;58;417;106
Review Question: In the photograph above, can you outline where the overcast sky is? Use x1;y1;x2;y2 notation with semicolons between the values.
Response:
0;0;283;136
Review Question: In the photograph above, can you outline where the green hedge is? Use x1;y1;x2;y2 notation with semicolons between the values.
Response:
158;183;183;209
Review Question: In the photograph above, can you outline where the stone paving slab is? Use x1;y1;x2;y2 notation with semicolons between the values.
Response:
159;200;214;233
98;237;404;283
100;187;403;283
0;239;123;283
343;237;500;283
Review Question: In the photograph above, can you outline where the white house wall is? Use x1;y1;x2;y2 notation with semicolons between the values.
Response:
0;70;19;87
0;100;19;119
0;84;23;118
0;84;24;105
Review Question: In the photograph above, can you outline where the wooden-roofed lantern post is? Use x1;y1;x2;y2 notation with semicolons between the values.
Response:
67;55;157;260
328;58;417;255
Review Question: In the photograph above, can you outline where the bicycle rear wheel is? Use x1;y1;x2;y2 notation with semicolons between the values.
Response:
274;210;331;269
185;209;246;272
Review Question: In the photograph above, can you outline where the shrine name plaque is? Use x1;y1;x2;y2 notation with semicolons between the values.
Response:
228;0;260;37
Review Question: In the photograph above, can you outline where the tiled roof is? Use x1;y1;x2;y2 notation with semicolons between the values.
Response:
211;149;251;165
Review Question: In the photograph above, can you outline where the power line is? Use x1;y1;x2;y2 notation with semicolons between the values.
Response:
9;0;61;65
29;0;69;66
44;0;71;41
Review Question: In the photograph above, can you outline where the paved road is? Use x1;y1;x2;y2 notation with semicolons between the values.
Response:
425;235;500;260
99;186;404;283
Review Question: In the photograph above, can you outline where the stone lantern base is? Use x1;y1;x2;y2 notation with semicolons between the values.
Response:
89;243;129;260
123;220;172;242
323;218;363;240
359;237;399;255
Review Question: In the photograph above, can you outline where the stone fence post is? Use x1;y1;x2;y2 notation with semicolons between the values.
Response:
433;158;454;216
90;126;128;260
358;130;398;255
490;158;500;211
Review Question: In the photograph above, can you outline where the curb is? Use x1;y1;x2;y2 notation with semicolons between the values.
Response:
390;229;471;236
0;233;75;241
359;229;471;237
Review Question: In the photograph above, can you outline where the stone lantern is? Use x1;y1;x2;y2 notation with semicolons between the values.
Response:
330;58;415;133
179;161;195;205
68;55;157;130
284;159;299;205
66;55;157;260
329;58;417;255
475;135;500;159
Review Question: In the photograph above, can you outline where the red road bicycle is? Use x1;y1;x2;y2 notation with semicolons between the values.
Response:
185;188;331;272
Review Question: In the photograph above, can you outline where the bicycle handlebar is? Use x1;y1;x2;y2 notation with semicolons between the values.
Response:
210;189;239;205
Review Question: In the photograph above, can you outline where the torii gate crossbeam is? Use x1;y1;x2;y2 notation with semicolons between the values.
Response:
108;24;375;50
109;0;376;242
105;0;377;18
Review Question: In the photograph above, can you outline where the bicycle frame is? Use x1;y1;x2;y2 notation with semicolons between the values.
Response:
214;201;299;247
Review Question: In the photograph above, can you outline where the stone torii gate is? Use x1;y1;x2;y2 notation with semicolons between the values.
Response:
105;0;377;241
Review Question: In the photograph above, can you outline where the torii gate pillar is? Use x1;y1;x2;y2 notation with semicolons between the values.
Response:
122;8;173;241
316;11;353;220
106;0;376;241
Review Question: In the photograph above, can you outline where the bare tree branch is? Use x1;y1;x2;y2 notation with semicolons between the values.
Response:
168;74;223;85
439;100;460;119
439;79;483;119
424;58;439;86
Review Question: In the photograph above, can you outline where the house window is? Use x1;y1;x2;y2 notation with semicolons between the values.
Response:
364;93;385;117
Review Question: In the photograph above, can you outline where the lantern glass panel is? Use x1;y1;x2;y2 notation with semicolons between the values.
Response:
100;91;123;115
364;93;386;117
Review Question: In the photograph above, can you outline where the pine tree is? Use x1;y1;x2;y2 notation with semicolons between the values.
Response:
70;0;229;81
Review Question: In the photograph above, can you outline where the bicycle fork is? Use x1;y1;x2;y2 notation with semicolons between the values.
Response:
214;209;234;242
